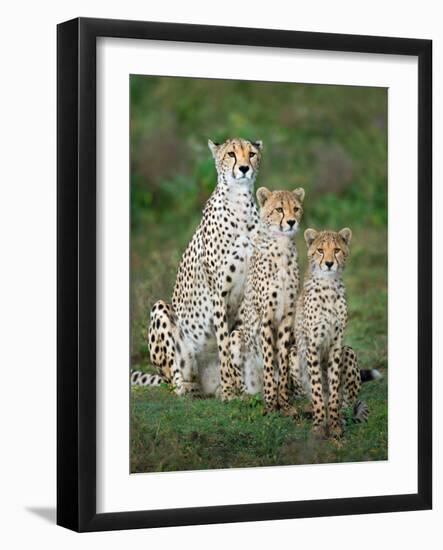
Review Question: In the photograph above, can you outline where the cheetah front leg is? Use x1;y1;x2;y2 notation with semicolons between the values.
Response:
212;295;238;401
288;345;305;398
261;320;278;413
307;341;326;438
327;340;344;438
276;316;298;417
229;328;247;395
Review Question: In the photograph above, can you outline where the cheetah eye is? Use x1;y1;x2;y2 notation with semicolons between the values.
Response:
294;207;299;213
228;152;236;158
249;152;256;158
276;207;283;213
317;248;324;254
334;248;341;254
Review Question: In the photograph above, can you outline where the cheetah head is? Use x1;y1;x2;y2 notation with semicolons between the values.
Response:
208;138;263;185
304;228;352;277
256;187;305;237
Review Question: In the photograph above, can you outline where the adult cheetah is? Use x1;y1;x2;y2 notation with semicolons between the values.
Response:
229;187;305;414
146;138;263;398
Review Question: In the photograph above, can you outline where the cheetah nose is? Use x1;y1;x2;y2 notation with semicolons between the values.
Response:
287;219;296;228
239;165;249;174
325;261;334;269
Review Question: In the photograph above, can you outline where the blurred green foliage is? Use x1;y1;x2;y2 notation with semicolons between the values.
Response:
131;76;387;236
130;76;388;471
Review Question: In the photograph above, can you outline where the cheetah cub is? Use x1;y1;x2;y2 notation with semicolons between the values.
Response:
293;228;354;438
229;187;304;415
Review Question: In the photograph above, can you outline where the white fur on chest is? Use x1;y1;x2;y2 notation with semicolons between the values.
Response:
274;263;292;323
221;188;256;315
306;280;346;358
269;238;298;323
228;234;252;311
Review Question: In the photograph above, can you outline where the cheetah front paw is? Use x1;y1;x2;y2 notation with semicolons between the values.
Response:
311;424;328;440
220;388;238;402
301;402;313;418
263;403;279;415
328;421;344;439
280;405;301;421
278;399;300;420
214;385;223;400
176;382;202;397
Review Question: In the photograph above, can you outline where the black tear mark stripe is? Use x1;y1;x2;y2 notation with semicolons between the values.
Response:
278;205;284;229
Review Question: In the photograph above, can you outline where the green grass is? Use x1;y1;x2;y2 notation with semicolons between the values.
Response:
130;75;388;473
130;228;387;473
131;378;387;473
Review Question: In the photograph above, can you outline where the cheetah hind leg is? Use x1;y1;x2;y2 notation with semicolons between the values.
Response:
288;345;306;399
228;328;248;398
341;346;369;424
288;345;312;419
275;319;300;419
148;300;200;397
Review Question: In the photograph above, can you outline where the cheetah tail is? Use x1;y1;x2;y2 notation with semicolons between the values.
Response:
131;370;166;387
360;369;382;383
352;400;370;423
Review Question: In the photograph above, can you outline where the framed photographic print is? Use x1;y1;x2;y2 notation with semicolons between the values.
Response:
57;17;432;532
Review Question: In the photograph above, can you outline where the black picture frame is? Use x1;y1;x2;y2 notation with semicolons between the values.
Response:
57;17;432;532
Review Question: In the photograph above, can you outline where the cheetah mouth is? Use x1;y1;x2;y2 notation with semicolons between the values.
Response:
270;227;298;237
233;172;254;182
317;267;339;276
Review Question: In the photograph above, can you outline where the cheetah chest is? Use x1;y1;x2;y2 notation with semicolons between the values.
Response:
273;268;295;323
307;290;346;355
267;249;298;324
227;234;253;314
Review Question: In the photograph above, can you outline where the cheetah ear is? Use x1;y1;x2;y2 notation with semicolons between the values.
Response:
208;139;220;158
339;227;352;245
304;228;318;247
292;187;305;203
257;187;271;207
251;140;263;151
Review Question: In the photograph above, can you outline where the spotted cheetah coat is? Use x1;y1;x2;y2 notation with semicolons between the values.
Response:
147;139;263;398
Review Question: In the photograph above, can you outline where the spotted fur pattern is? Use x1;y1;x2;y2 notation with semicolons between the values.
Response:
229;188;305;414
293;228;354;438
147;138;263;398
